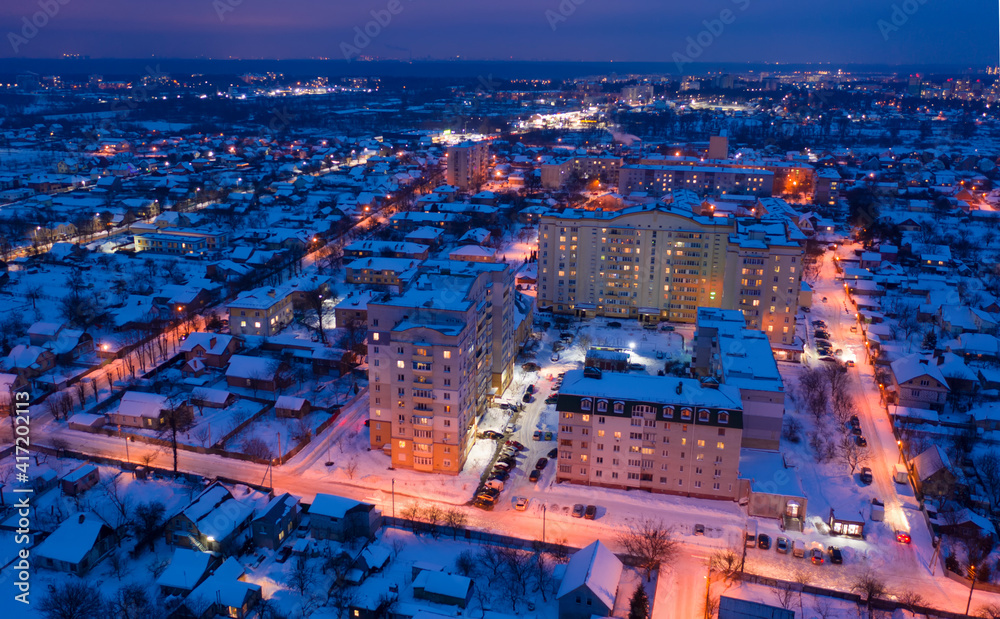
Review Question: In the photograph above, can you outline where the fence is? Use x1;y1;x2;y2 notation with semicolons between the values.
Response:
737;571;973;619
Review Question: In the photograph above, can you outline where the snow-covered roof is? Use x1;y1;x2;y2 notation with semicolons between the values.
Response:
559;370;742;410
556;540;622;609
179;483;254;541
225;355;277;380
310;493;366;519
116;391;170;419
190;387;232;405
413;569;472;599
62;464;97;484
911;445;952;481
157;548;212;591
34;513;110;566
890;354;948;386
186;557;258;613
275;395;307;410
178;332;235;356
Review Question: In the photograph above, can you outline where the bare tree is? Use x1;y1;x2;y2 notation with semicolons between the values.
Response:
616;518;679;582
709;546;741;583
850;568;889;618
98;474;134;535
976;451;1000;511
424;505;443;538
497;546;534;611
242;437;272;461
132;500;166;554
444;508;468;539
157;399;194;474
839;435;871;474
289;554;315;598
797;367;828;422
770;582;796;611
38;580;104;619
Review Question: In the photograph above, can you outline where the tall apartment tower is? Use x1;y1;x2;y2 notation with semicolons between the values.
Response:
367;260;516;474
446;140;490;189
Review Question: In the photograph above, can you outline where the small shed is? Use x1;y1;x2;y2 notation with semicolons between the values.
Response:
275;395;311;419
829;508;864;538
412;569;473;608
61;464;99;496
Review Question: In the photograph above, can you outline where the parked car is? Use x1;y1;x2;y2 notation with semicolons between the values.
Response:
828;546;843;564
812;320;826;327
481;430;502;440
851;426;863;436
545;395;558;404
608;321;622;328
822;296;828;302
896;531;911;544
528;469;541;482
522;392;532;403
474;497;496;511
819;356;838;363
815;330;831;339
505;423;516;434
584;505;597;520
757;534;771;550
485;479;504;492
544;431;553;441
506;440;526;451
791;541;804;558
776;536;789;554
572;504;585;518
849;415;861;428
810;548;825;564
860;467;873;485
534;457;548;470
489;469;509;482
533;430;542;441
547;448;558;459
514;496;529;511
846;360;855;367
493;461;511;471
855;436;868;448
694;524;706;536
850;325;858;333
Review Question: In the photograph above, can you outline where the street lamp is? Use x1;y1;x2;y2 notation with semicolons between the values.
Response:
897;440;903;464
966;565;978;616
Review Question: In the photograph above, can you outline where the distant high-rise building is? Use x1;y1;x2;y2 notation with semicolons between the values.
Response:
708;134;729;160
445;140;489;189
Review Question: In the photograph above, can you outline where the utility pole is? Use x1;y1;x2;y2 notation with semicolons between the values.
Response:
966;565;978;616
542;504;547;544
392;478;396;520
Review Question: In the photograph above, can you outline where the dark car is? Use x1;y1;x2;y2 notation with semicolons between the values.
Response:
584;505;597;520
819;356;838;363
498;456;517;467
547;447;558;459
522;392;532;403
810;548;824;564
474;498;496;511
849;415;860;428
571;504;585;518
815;330;831;339
276;546;293;563
526;384;535;395
489;469;510;482
828;546;843;564
608;321;622;328
812;320;826;327
545;395;558;404
534;457;548;470
851;426;863;436
757;534;771;550
776;536;789;554
859;467;873;485
855;435;868;448
694;524;706;536
481;430;502;440
528;469;541;483
533;430;542;441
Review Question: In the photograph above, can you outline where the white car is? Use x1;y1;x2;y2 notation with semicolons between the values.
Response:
514;496;529;511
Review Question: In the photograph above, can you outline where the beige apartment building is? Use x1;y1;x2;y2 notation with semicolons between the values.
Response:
554;369;744;500
367;260;518;474
537;196;804;346
227;287;294;337
446;140;490;189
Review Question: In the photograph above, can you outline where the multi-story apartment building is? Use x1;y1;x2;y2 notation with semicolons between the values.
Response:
134;228;229;256
723;218;805;348
540;156;624;189
367;260;518;474
619;164;774;197
537;195;805;346
227;287;295;337
537;196;733;325
554;369;743;500
692;308;786;450
445;140;490;189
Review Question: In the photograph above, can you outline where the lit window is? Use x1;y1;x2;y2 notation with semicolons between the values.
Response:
396;360;405;369
717;442;725;449
443;350;451;359
398;441;406;448
372;333;379;341
254;322;261;328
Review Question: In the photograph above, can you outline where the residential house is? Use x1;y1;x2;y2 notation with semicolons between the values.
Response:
108;391;186;429
888;354;950;412
179;332;240;368
719;596;794;619
225;355;288;393
156;547;213;597
2;345;56;379
165;482;255;555
190;387;236;409
412;569;473;608
252;493;300;550
309;493;381;542
556;540;623;619
60;464;99;496
910;445;957;499
35;513;115;575
181;557;262;619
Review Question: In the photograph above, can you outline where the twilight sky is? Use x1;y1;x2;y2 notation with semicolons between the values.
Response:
1;0;995;65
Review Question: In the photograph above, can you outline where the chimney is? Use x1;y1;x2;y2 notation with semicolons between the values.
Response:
267;289;276;298
209;337;217;349
78;514;85;524
675;382;683;395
